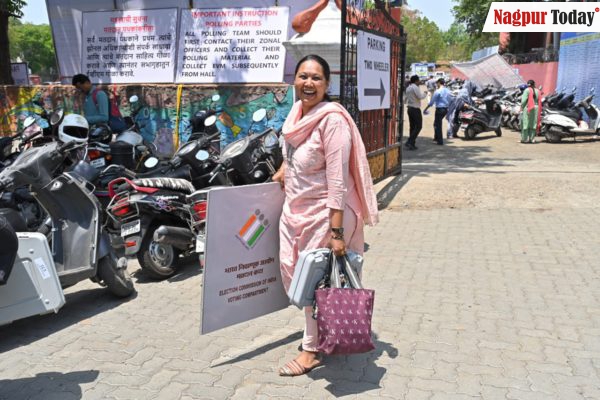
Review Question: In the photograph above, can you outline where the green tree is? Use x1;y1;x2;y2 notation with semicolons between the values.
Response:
9;18;57;81
452;0;562;57
0;0;26;84
440;22;474;62
401;12;444;66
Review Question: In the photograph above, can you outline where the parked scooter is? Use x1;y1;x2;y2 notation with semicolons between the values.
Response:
0;116;135;299
105;121;222;279
459;94;503;139
106;109;282;279
0;110;65;236
541;89;600;143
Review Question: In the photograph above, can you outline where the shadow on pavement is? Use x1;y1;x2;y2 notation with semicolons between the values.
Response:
0;370;99;400
396;137;530;188
0;288;135;351
376;174;407;210
310;333;398;396
130;258;202;284
210;330;304;367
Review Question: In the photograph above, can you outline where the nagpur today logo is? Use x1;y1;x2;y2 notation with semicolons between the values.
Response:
236;209;270;249
483;2;600;32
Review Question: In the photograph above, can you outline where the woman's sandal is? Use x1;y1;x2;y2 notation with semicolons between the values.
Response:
278;357;322;377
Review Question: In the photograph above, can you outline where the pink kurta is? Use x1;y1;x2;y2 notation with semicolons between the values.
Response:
279;105;364;292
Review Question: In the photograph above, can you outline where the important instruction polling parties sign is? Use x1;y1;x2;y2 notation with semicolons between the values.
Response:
357;31;391;111
201;183;288;334
176;7;289;83
81;9;178;83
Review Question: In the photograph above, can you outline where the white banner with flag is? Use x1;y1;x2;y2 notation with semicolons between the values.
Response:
201;183;288;334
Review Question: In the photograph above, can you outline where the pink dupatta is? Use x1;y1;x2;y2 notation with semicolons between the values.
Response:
282;101;379;226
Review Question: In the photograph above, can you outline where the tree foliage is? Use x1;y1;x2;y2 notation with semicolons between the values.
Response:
9;18;57;80
401;11;444;66
1;0;27;84
440;22;478;61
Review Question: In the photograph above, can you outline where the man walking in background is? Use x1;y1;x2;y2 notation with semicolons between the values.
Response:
425;74;437;101
405;75;428;150
423;78;451;145
72;74;109;127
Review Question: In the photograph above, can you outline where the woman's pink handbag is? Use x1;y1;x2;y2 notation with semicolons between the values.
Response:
315;254;375;355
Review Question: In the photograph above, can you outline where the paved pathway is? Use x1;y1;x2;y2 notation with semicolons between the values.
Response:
1;128;600;399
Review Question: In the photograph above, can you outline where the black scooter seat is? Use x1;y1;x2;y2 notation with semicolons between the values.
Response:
132;177;195;194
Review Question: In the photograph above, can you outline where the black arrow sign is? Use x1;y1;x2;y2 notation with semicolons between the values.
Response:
363;78;386;106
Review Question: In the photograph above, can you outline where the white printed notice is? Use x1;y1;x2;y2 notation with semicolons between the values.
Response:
176;7;289;83
81;9;178;83
201;183;288;334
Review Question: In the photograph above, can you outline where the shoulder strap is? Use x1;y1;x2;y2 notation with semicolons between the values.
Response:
91;87;99;107
91;87;107;115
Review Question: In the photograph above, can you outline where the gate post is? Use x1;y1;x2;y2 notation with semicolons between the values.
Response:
339;0;406;182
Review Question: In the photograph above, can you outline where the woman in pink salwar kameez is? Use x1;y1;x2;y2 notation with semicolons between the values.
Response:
274;55;378;377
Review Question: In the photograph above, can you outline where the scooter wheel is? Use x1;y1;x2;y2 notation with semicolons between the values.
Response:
465;126;477;140
98;254;135;298
544;126;563;143
138;233;179;280
495;127;502;137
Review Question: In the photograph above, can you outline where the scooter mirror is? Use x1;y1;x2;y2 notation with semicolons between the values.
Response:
204;115;217;127
129;95;139;104
195;149;210;161
23;116;37;129
211;94;220;102
252;108;267;123
50;108;64;126
591;87;595;94
144;157;159;169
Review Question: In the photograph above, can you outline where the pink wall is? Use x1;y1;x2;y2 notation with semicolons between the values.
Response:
450;67;467;80
512;62;558;95
452;61;558;95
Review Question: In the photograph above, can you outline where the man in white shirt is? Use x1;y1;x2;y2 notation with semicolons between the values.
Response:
405;75;428;150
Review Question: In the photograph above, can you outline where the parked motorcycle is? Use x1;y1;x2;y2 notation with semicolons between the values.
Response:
0;138;135;297
105;129;219;279
106;109;282;279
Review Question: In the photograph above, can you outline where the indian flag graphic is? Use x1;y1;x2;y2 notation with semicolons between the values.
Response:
236;209;269;249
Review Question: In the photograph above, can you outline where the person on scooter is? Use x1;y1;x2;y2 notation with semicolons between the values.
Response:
520;79;542;144
446;80;480;139
423;78;451;145
72;74;109;126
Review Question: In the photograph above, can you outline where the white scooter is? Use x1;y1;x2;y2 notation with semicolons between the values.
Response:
541;89;600;143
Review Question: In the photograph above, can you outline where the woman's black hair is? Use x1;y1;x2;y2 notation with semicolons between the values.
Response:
294;54;332;102
527;79;535;87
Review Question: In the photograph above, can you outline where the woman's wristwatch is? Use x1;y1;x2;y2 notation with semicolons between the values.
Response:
331;227;344;240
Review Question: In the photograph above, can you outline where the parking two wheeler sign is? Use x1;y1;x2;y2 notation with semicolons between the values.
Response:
201;183;288;334
357;31;391;111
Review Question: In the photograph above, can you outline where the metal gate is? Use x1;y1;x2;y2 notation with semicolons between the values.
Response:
339;0;406;182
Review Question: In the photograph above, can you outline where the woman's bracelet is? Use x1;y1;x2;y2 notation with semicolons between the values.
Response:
331;233;344;241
